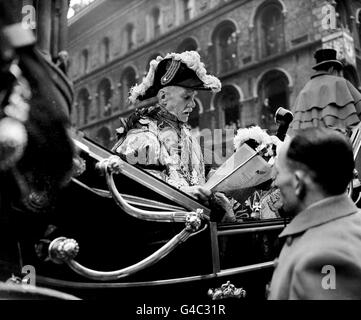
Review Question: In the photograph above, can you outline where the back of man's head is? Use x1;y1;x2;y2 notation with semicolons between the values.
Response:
287;128;354;196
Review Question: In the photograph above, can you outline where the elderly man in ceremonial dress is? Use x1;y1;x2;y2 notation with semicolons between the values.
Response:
112;51;221;200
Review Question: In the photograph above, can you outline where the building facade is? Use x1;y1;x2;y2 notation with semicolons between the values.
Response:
67;0;361;149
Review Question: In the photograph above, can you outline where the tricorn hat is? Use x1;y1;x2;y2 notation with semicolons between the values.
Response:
129;51;221;103
312;48;343;71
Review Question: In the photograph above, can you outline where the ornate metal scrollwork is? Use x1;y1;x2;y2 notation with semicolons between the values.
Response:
48;237;79;264
96;155;124;176
46;228;198;280
208;281;246;300
185;209;203;232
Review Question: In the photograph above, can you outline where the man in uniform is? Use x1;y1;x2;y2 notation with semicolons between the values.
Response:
112;51;221;201
289;48;361;136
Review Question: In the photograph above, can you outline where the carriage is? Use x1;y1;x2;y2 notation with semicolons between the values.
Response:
1;2;361;301
2;115;361;301
0;47;289;298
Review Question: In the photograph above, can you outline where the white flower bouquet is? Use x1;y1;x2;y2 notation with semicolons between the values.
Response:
233;126;282;163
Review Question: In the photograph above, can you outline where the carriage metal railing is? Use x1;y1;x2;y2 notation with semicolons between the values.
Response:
36;260;275;289
96;155;209;223
48;225;207;281
72;178;186;212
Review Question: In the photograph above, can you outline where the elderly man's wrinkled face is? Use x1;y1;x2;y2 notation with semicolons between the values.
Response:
159;86;196;123
273;140;301;217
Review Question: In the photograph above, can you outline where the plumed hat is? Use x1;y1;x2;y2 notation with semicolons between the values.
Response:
312;48;344;71
129;51;221;103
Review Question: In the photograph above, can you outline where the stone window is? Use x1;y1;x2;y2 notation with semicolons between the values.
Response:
81;49;89;74
125;23;135;51
257;2;285;58
97;79;112;117
100;37;110;64
176;37;198;52
77;88;91;125
212;21;238;74
182;0;191;22
214;85;241;130
335;0;352;32
121;67;137;107
257;70;289;134
152;7;161;38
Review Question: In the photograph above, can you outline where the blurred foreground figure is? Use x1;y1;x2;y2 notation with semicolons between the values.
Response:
269;128;361;300
0;0;74;282
113;51;221;201
289;48;361;136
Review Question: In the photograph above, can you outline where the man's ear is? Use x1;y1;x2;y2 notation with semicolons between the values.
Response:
158;89;167;106
293;170;306;198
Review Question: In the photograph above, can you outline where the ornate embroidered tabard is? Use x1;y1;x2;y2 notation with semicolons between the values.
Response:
115;105;205;189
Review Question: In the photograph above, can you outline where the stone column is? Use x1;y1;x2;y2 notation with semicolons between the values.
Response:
37;0;52;59
58;0;69;52
51;0;59;58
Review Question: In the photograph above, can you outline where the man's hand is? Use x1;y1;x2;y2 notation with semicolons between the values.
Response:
214;192;237;223
214;192;233;213
180;185;211;202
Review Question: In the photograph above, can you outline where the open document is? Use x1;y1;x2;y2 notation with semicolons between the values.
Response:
204;143;273;203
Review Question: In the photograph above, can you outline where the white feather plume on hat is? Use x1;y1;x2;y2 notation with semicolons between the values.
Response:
129;51;221;104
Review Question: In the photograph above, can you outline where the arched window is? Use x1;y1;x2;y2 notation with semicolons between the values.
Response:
77;88;91;125
257;70;290;134
176;37;198;53
97;79;112;117
256;2;285;58
335;0;352;32
96;126;112;149
212;21;238;74
214;85;242;130
125;23;135;51
81;49;89;74
121;67;137;107
100;37;110;64
180;0;193;22
152;7;161;38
